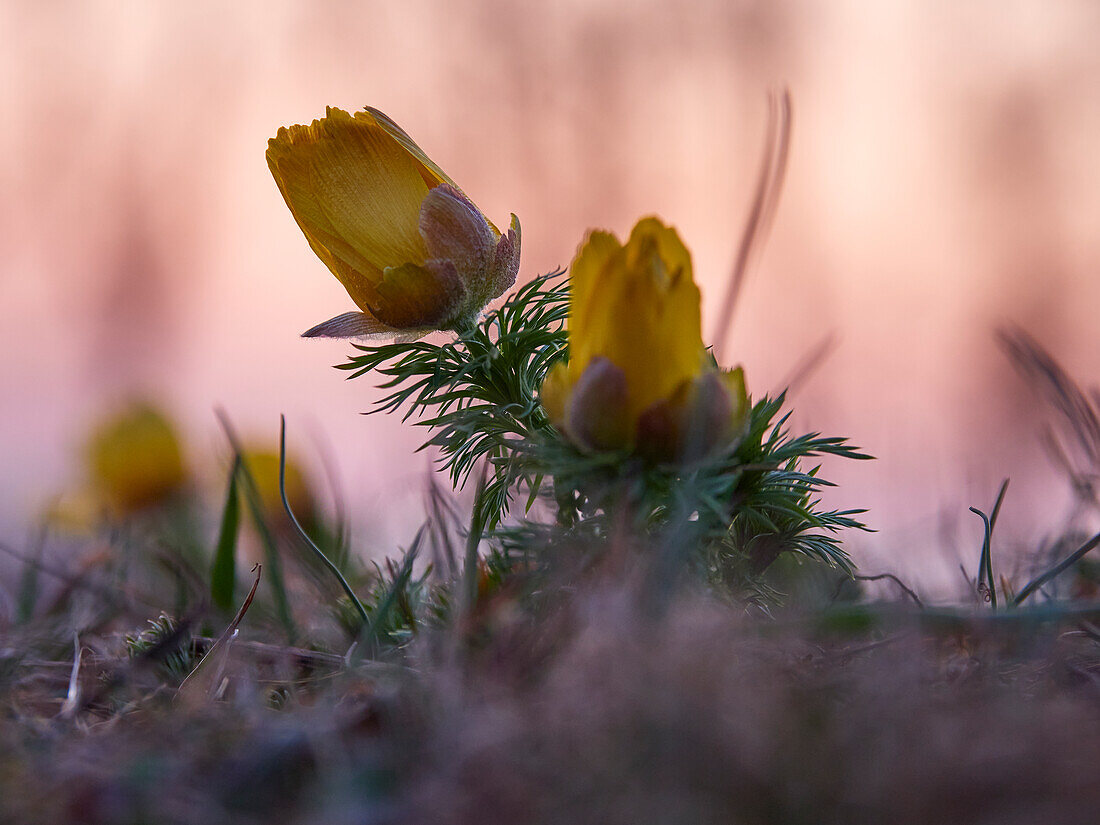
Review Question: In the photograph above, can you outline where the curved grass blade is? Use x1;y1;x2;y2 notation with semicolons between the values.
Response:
279;415;370;631
969;479;1009;608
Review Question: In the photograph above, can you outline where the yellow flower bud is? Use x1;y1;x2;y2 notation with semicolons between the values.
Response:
86;404;187;516
540;217;749;461
267;107;521;337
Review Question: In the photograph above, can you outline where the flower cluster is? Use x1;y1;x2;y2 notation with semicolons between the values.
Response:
268;108;750;463
259;103;868;610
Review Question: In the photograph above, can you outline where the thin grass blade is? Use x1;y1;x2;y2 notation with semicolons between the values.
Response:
210;457;241;613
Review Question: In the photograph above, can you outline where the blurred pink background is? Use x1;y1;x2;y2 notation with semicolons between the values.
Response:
2;1;1100;595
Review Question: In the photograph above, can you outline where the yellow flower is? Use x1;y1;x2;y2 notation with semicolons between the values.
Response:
86;404;187;516
242;450;315;530
540;217;749;461
267;106;521;337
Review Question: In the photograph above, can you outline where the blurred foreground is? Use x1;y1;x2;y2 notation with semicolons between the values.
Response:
5;558;1100;824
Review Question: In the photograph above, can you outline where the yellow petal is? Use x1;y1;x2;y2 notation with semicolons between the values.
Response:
549;215;742;460
361;107;457;190
721;367;748;409
267;126;382;311
566;229;623;379
363;107;500;237
309;108;431;270
539;361;570;427
267;107;433;310
625;216;693;286
374;259;466;328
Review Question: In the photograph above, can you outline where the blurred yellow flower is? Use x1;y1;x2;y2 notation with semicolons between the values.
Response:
86;404;187;516
242;450;315;530
267;106;521;337
540;217;749;461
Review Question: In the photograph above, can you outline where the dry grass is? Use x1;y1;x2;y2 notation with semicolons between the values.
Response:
5;568;1100;825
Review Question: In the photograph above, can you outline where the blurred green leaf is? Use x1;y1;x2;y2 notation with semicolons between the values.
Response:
210;458;241;613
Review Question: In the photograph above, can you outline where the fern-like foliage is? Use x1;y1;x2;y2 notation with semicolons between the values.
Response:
512;391;869;577
338;271;870;594
340;270;568;528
